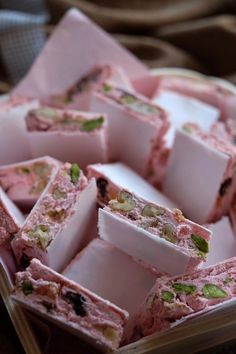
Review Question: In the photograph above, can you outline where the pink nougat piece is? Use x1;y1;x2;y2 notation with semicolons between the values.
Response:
90;84;169;176
205;217;236;267
98;190;212;275
134;257;236;338
154;75;236;121
63;239;157;318
163;123;236;224
48;64;133;110
14;9;148;99
87;162;177;209
0;97;39;165
11;163;97;272
0;156;60;210
152;90;220;147
0;187;25;246
63;238;158;341
25;107;108;170
12;259;129;351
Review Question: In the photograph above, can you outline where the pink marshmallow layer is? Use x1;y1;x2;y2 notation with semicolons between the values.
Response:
11;163;96;272
99;190;211;275
135;257;236;338
0;156;60;210
12;258;129;351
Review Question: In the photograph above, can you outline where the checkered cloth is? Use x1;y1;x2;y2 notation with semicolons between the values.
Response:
0;0;49;84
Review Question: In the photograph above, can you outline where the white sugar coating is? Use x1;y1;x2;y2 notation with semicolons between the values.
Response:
87;162;177;209
63;238;157;317
163;129;229;224
0;98;39;165
90;90;168;176
99;191;212;276
205;217;236;266
153;90;220;147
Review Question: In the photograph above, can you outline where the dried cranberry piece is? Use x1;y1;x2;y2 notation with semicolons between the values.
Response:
64;291;87;317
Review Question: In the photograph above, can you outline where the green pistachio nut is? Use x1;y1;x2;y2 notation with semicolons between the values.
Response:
120;94;136;105
102;83;112;92
109;190;136;212
52;188;67;200
142;204;165;217
22;281;33;295
70;163;81;184
161;291;174;303
172;283;197;295
202;284;228;299
81;116;104;132
21;166;31;174
161;223;177;244
191;234;209;254
28;225;51;249
182;125;192;133
133;102;161;115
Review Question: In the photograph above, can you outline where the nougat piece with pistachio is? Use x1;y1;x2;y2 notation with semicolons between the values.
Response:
154;74;236;121
133;257;236;338
47;64;133;110
0;187;25;246
87;162;177;209
0;96;39;165
98;190;212;275
11;163;97;272
25;107;108;169
90;84;169;177
163;123;236;224
12;259;129;351
0;156;60;210
152;90;220;148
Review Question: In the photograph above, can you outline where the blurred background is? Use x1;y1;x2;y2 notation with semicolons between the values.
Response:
1;0;236;93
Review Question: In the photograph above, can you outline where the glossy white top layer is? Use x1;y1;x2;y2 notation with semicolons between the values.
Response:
88;162;177;209
63;238;156;317
163;129;228;224
205;217;236;266
153;90;220;147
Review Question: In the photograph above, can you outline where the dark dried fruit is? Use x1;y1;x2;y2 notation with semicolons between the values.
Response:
21;167;31;174
42;301;54;312
96;178;108;198
20;253;31;269
219;178;232;197
64;291;87;317
68;67;102;97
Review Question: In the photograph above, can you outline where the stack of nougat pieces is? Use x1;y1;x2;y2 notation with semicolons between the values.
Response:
1;8;236;353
